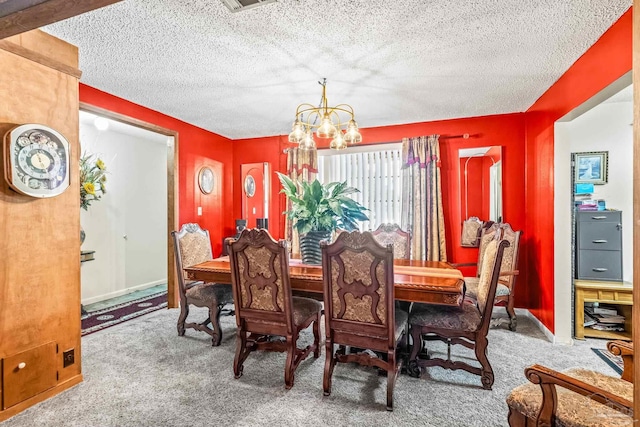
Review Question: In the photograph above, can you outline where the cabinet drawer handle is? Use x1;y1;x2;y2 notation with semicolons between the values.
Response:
591;216;607;220
592;268;608;272
592;240;608;243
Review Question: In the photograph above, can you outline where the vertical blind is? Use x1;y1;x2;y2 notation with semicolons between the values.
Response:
317;146;403;231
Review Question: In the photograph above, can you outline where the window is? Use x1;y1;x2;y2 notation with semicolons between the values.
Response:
317;143;403;231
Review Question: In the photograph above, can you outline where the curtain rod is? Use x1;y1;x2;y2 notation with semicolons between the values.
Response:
282;134;471;153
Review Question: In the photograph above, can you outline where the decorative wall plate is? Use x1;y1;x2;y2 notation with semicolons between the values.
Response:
198;166;214;194
244;174;255;197
4;124;70;198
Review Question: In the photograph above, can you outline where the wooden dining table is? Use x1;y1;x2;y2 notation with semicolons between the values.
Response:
185;257;465;306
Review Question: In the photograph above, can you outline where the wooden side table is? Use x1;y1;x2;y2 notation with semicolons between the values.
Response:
574;279;632;340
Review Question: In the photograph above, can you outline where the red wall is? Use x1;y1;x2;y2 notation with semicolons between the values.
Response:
234;114;527;301
523;8;632;332
79;85;235;256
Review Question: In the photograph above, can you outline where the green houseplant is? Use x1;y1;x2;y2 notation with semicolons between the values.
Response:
277;172;369;264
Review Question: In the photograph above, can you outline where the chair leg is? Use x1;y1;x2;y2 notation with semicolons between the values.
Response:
323;341;335;396
177;303;188;336
234;329;248;379
313;312;321;359
506;296;517;331
209;303;223;346
407;326;423;378
284;334;296;390
474;335;494;390
386;350;396;412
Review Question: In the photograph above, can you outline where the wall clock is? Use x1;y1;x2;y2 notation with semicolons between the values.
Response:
198;166;214;194
4;124;70;198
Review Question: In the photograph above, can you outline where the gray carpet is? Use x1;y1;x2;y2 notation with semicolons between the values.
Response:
2;308;614;427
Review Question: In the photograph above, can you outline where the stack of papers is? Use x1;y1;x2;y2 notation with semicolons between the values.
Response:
584;303;625;332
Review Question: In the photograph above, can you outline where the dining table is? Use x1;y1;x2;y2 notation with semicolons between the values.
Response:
185;257;465;306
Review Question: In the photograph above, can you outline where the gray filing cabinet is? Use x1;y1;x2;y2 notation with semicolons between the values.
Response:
576;210;623;281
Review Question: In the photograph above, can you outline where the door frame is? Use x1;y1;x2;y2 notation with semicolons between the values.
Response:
79;102;180;308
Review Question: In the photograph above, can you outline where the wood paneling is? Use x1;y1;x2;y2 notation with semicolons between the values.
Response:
632;0;640;420
0;30;81;422
2;342;57;409
0;0;123;39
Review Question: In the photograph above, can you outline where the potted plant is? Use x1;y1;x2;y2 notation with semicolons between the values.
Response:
276;172;369;264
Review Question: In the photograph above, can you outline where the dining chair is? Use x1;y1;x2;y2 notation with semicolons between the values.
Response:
464;223;522;331
408;237;510;390
320;230;408;411
371;223;411;260
171;223;234;346
506;340;633;426
227;228;322;389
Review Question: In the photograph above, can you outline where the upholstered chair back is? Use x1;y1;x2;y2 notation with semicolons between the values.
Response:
371;223;411;260
476;223;500;278
476;239;510;316
497;224;521;290
227;228;293;332
321;231;396;346
172;223;213;287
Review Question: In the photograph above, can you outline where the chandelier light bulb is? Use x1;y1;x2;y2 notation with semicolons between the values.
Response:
288;120;305;143
300;131;316;150
330;132;347;150
316;115;338;139
94;116;109;131
344;120;362;144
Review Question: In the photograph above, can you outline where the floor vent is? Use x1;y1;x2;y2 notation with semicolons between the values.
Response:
221;0;278;13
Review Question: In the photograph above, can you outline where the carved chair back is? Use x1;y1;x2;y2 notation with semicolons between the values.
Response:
475;238;510;333
371;223;411;260
172;223;213;298
321;231;396;350
475;222;500;278
227;228;294;334
496;223;521;292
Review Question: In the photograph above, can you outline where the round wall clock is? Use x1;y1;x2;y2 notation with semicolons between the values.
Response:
244;175;256;197
4;124;70;198
198;166;214;194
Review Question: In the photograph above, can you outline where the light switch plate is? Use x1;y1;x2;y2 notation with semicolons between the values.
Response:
197;207;202;216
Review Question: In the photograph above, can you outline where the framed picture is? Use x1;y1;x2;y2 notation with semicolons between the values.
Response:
574;151;608;185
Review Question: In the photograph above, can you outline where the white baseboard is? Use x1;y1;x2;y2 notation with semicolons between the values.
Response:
81;279;166;305
516;308;573;345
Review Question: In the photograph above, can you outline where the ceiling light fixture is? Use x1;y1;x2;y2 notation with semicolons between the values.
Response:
94;117;109;131
288;78;362;150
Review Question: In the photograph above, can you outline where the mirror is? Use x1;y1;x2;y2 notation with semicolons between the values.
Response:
459;146;503;244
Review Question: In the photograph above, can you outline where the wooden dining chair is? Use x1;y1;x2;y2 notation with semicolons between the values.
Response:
320;230;408;411
408;237;510;390
463;223;522;331
371;223;411;260
227;228;322;389
171;223;234;346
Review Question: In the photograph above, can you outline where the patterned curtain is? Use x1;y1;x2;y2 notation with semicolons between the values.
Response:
400;135;447;261
285;148;317;257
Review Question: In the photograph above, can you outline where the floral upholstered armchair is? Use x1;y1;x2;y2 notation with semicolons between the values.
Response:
506;340;633;426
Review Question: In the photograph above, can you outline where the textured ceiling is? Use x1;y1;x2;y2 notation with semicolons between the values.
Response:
44;0;631;140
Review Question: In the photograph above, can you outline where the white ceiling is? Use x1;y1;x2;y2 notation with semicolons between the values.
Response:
44;0;632;140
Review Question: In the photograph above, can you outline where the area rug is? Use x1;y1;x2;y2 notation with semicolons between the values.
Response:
81;292;168;336
591;348;623;375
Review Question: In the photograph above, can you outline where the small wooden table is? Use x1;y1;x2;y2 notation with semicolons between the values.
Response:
574;279;633;340
185;257;465;306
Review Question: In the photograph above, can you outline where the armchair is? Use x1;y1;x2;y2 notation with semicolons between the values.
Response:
506;340;633;426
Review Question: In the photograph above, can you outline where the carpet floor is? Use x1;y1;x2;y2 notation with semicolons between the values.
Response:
2;308;615;427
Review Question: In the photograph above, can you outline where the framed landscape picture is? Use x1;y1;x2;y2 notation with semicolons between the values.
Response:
574;151;608;185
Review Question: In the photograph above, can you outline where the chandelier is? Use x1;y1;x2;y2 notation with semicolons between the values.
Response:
288;78;362;150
